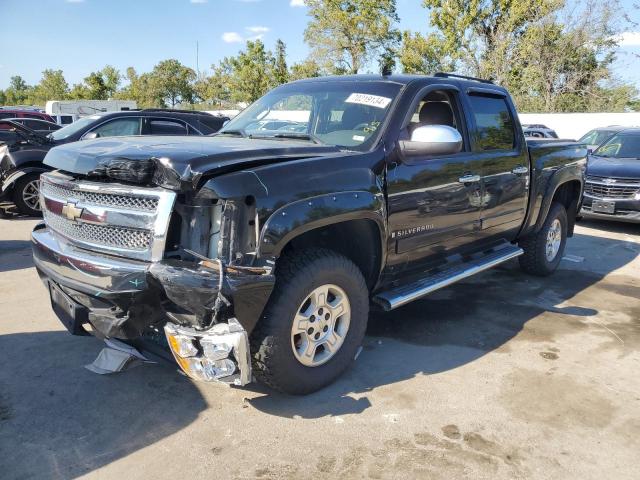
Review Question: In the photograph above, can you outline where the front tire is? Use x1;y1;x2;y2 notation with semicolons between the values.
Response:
251;248;369;395
13;173;43;216
519;202;568;276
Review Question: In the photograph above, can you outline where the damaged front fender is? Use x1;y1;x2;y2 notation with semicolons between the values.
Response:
148;260;274;334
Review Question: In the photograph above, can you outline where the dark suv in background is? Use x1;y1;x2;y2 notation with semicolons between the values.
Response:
0;109;228;215
581;128;640;223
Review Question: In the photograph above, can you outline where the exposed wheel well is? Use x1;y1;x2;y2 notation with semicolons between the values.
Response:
279;219;383;290
550;180;581;236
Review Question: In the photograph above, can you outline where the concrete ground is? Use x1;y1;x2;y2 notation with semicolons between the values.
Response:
0;216;638;480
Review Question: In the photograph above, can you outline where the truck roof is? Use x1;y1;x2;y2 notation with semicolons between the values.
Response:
290;74;509;94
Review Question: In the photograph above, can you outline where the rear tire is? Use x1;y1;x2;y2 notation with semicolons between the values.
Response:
519;202;567;276
251;248;369;395
13;173;43;217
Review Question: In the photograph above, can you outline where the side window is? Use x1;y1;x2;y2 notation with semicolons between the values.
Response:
24;120;42;129
468;94;515;151
24;113;43;119
147;119;189;135
61;116;73;125
90;117;141;138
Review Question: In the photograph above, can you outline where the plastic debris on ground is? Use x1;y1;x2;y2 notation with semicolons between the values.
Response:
85;338;155;375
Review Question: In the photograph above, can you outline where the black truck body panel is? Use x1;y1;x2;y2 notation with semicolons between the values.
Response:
31;74;586;360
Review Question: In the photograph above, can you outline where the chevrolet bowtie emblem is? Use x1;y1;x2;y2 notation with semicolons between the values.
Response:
61;202;83;221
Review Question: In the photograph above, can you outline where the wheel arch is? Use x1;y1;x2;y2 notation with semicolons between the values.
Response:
258;191;387;291
533;176;583;237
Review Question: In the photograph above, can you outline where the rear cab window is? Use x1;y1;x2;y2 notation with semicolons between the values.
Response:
468;93;516;151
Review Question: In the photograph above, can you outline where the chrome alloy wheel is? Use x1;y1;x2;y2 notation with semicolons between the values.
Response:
545;218;562;262
22;179;41;211
290;284;351;367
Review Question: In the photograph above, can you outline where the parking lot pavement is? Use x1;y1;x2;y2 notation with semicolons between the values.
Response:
0;218;638;480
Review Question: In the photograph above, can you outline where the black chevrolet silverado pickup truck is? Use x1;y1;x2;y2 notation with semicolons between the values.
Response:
31;74;586;394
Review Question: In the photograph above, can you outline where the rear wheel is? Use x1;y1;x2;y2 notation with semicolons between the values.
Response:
13;173;43;216
519;202;567;276
251;248;369;395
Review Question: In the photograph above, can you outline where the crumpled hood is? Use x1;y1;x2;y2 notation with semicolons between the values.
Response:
587;155;640;180
44;135;343;190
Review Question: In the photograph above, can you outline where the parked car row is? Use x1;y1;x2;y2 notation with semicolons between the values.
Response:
0;109;228;215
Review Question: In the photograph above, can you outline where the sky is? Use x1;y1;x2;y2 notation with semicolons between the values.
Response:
0;0;639;90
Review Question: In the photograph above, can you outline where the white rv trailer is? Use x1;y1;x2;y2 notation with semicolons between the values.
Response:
45;100;137;125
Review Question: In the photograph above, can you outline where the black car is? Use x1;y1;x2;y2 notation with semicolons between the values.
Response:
581;128;640;223
0;109;228;215
0;118;61;147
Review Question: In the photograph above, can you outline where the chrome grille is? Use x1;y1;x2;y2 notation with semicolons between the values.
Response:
40;181;159;211
44;211;152;250
584;177;640;199
40;171;175;262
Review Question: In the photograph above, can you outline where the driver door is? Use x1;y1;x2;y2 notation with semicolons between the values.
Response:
386;87;483;274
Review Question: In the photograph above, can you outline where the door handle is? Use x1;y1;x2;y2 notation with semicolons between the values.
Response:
458;174;481;183
512;166;529;175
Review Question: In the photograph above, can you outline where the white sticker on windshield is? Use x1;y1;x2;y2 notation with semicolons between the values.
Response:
345;93;392;109
352;135;365;142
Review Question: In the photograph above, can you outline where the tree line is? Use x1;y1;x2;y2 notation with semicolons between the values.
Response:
1;0;638;113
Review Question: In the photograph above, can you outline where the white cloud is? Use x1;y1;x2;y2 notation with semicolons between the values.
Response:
190;0;208;3
222;32;244;43
222;26;270;43
290;0;305;6
618;32;640;47
246;26;269;34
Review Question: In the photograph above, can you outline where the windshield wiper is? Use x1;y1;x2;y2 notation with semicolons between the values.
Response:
217;129;247;138
252;132;324;144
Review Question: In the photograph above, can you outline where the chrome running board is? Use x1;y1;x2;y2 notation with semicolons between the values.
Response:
374;245;523;311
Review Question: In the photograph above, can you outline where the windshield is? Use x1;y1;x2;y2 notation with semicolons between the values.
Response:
49;115;103;141
219;80;402;151
593;132;640;159
579;129;618;146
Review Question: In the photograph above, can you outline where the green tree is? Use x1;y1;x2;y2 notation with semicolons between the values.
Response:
273;39;289;85
4;76;31;104
304;0;401;74
84;71;108;99
422;0;562;82
31;69;69;104
101;65;121;98
115;67;162;108
224;40;275;103
68;83;91;100
148;59;196;107
398;31;452;74
289;59;321;81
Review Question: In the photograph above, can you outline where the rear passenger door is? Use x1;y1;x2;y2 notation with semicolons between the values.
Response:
466;91;529;241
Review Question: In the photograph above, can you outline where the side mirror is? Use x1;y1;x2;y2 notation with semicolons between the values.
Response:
399;125;463;160
587;148;593;155
83;131;100;140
